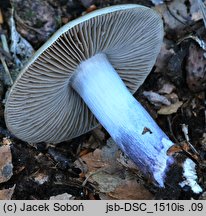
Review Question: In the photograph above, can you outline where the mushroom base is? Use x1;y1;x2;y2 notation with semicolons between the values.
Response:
72;53;175;187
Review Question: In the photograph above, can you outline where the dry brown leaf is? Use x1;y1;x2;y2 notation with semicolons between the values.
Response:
0;185;15;200
108;180;153;200
81;149;110;173
0;145;13;183
117;153;139;171
91;172;123;193
167;143;189;156
76;139;152;199
80;138;119;172
77;141;123;193
158;101;183;115
82;126;105;150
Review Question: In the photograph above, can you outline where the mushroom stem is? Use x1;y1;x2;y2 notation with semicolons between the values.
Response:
71;53;174;186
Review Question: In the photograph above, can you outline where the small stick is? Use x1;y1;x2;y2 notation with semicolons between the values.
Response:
0;54;13;85
0;8;13;85
181;123;199;155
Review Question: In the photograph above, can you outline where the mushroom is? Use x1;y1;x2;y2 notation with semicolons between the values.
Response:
4;4;201;191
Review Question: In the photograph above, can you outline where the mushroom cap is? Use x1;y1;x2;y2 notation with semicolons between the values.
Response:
5;4;163;143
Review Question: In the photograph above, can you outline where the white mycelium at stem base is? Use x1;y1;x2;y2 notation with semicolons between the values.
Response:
71;53;175;187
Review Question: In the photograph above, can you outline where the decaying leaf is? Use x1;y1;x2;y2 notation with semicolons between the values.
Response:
76;139;152;199
117;152;139;172
0;185;15;200
11;0;60;46
155;40;175;73
0;145;13;183
186;43;206;92
197;0;206;26
91;172;123;193
77;139;120;174
108;180;153;200
143;91;171;107
158;100;183;115
158;83;175;94
82;126;105;150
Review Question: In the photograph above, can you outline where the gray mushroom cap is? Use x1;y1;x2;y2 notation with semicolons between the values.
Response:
5;4;163;143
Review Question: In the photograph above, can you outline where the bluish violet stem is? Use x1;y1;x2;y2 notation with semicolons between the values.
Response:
71;53;174;186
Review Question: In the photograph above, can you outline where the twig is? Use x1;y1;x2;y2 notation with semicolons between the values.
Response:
0;54;13;85
1;34;9;53
0;37;14;85
181;123;199;155
0;8;3;25
181;123;190;142
167;116;179;144
0;47;12;61
0;9;14;86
